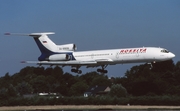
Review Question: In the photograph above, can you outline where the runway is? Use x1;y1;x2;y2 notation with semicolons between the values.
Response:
0;105;180;111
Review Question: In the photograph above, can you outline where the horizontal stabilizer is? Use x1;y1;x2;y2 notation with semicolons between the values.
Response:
4;32;55;37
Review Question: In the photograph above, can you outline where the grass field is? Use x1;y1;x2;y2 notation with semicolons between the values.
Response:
1;105;180;111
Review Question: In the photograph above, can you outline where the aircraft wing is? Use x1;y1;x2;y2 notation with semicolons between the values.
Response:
22;60;97;66
21;58;114;66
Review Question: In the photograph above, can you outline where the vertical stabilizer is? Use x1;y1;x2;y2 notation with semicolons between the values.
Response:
32;33;57;53
29;32;58;61
5;32;58;61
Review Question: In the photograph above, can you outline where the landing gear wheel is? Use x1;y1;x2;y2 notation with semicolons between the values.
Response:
97;69;108;74
97;65;108;74
103;70;108;73
97;69;102;72
71;69;76;72
71;66;82;74
78;70;82;74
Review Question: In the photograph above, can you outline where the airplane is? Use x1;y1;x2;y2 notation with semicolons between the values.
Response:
5;32;175;74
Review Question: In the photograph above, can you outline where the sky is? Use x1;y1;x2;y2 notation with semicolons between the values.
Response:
0;0;180;77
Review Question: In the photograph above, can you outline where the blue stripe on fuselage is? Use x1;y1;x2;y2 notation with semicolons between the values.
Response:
33;38;76;61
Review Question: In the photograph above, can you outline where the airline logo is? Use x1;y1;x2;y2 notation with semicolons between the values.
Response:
120;48;147;54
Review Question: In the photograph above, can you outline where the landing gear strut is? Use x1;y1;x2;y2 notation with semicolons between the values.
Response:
97;65;108;73
71;66;82;74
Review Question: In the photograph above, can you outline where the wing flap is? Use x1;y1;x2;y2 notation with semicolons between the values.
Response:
95;58;113;62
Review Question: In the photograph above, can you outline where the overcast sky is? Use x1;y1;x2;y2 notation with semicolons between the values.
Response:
0;0;180;77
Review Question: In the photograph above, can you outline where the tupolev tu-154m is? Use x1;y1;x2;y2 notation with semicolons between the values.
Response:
5;32;175;74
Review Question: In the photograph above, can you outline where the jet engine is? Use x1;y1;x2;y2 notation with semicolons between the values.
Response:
58;44;77;51
48;54;70;61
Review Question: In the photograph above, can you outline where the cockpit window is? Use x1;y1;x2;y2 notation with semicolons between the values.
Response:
161;49;169;53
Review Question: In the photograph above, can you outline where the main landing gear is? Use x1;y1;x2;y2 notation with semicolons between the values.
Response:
71;66;82;74
71;65;109;74
97;65;108;73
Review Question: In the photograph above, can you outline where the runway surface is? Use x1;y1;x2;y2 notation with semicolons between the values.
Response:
1;105;180;111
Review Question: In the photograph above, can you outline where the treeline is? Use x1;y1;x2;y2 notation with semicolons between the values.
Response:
2;95;180;106
1;59;180;106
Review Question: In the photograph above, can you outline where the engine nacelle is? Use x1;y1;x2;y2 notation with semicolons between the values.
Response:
57;44;77;51
48;54;70;61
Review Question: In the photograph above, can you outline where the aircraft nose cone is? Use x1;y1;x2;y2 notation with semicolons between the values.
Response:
170;53;175;58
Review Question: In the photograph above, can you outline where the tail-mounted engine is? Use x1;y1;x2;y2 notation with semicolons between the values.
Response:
48;54;70;61
57;44;77;51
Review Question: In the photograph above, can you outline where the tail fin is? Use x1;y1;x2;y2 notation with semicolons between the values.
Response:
29;32;57;53
5;32;58;61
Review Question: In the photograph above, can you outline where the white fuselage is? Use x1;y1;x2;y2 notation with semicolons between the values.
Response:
72;47;175;64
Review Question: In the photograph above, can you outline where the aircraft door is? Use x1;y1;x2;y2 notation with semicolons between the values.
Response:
91;53;94;59
136;52;139;57
116;52;119;59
